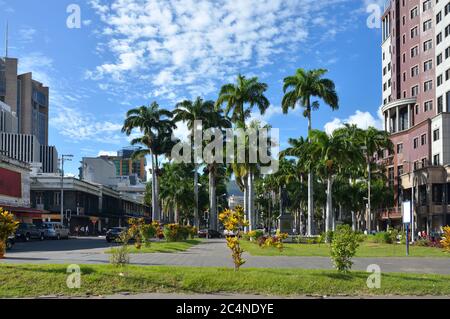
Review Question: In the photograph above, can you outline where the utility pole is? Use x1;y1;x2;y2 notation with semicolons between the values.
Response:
60;154;73;226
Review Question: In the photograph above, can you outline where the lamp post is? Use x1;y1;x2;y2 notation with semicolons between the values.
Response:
403;160;416;243
60;154;74;226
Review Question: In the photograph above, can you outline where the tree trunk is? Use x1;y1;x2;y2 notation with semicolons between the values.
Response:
194;165;199;229
248;172;254;231
154;156;161;221
174;203;179;224
150;154;157;221
367;158;372;234
351;211;356;231
325;177;332;236
209;169;217;231
307;106;314;236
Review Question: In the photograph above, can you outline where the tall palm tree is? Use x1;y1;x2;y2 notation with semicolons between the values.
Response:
216;74;270;127
216;75;270;230
173;97;217;228
335;124;393;232
281;68;339;235
122;102;175;221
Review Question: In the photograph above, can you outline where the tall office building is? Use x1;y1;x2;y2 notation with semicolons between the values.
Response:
380;0;450;233
0;56;56;173
0;57;49;145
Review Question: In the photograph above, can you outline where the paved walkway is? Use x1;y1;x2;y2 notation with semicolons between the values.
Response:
2;238;450;274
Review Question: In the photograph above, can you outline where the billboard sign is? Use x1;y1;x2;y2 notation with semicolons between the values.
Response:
402;201;411;224
0;167;22;198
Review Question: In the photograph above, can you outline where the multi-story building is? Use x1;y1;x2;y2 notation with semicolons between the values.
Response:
380;0;450;234
0;57;49;145
0;56;57;173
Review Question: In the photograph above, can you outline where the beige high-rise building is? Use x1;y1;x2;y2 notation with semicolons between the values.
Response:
0;57;49;145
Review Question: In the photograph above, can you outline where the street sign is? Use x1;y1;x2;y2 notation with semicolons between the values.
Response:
402;201;411;224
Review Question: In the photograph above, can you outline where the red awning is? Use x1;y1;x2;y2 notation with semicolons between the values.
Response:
1;205;48;215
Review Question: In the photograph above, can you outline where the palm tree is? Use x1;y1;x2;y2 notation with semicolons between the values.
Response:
173;97;217;228
281;68;339;235
122;102;175;221
335;124;393;232
216;74;270;127
216;75;270;230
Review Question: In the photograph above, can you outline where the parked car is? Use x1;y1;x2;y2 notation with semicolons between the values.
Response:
15;223;45;241
6;235;15;250
198;229;223;238
41;222;70;240
106;227;128;243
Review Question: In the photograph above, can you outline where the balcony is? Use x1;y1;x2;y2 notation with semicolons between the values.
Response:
379;207;402;220
381;98;417;134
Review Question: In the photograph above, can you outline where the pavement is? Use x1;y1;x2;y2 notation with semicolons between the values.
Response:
1;237;450;275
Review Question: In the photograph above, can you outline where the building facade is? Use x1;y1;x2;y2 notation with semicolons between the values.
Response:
380;0;450;234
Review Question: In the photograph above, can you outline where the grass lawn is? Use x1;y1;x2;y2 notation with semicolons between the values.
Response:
241;241;450;258
105;240;202;254
0;264;449;298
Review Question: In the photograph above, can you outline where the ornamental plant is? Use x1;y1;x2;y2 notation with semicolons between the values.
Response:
330;224;360;273
127;218;147;249
219;206;249;271
0;208;19;258
261;231;289;252
441;226;450;252
152;221;164;239
163;224;192;242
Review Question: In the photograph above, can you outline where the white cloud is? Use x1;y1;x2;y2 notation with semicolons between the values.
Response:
87;0;354;101
18;52;54;86
18;27;36;43
324;110;383;135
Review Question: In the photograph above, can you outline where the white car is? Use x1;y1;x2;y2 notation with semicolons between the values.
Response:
223;229;236;237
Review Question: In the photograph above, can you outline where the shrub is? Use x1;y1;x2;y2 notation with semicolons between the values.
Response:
110;232;130;268
163;224;192;242
441;226;450;252
127;218;146;249
330;225;360;273
0;208;19;258
219;206;249;271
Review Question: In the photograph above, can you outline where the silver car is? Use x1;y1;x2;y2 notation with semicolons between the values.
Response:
41;222;70;240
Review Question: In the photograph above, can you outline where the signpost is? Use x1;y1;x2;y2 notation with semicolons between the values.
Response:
402;201;411;256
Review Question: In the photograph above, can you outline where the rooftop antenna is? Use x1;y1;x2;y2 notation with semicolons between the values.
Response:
4;21;9;58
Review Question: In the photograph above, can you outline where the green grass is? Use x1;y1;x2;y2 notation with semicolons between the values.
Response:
105;240;202;254
0;264;449;298
241;241;450;258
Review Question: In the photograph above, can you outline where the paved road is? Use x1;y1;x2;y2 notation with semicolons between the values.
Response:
1;238;450;274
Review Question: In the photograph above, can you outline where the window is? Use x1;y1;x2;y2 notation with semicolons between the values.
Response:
424;80;433;92
446;47;450;59
437;32;443;45
438;74;443;86
424;60;433;71
434;154;440;166
438;53;443;65
423;0;431;11
411;46;419;57
424;100;433;111
423;19;432;32
423;39;433;52
433;128;440;141
446;69;450;81
398;165;404;176
415;104;419;114
397;143;403;154
411;65;419;77
411;6;418;19
411;26;419;38
438;95;443;113
446;3;450;16
412;85;419;97
446;24;450;37
414;137;419;149
437;11;442;24
53;192;60;206
421;134;427;145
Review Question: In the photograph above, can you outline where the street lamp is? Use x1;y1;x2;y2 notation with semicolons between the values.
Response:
60;154;74;226
403;160;416;243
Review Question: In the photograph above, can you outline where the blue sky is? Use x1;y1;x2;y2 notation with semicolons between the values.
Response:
1;0;386;177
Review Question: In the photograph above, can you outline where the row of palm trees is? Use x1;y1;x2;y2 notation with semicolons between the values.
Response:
121;68;393;234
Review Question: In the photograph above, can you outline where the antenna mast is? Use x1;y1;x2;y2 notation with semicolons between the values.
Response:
5;21;9;58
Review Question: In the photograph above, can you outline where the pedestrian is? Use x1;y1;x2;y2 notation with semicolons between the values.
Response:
85;225;89;236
